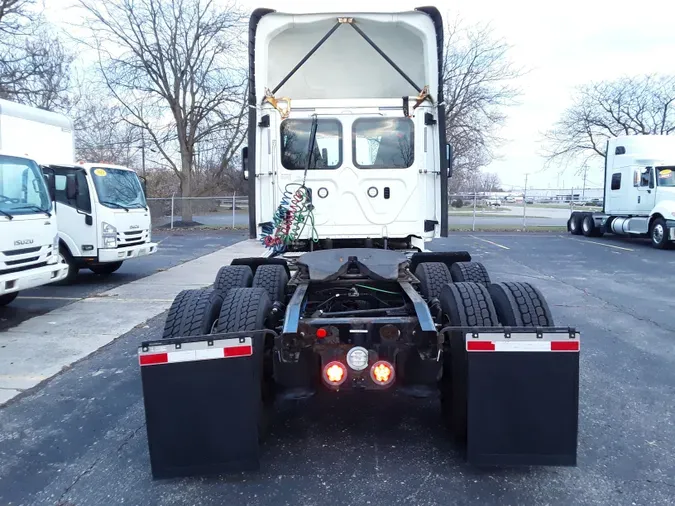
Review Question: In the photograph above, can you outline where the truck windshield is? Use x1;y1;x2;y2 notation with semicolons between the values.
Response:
656;167;675;187
0;155;51;217
353;117;414;169
91;167;147;209
280;119;342;170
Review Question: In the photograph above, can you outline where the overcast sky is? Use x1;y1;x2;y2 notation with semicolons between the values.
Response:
47;0;675;191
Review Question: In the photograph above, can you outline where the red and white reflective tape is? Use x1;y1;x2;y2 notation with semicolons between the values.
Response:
138;337;253;366
466;340;579;352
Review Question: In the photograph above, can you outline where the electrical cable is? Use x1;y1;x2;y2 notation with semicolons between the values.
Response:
261;115;320;255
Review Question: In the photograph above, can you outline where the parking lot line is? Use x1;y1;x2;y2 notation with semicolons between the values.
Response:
566;237;634;252
17;296;82;301
470;235;510;250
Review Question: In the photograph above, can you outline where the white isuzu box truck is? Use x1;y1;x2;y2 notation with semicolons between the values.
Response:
0;99;157;285
569;135;675;248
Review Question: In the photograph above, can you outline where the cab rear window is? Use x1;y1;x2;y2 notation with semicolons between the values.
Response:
353;118;414;169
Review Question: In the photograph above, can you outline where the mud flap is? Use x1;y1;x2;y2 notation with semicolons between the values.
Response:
138;334;263;479
462;328;580;466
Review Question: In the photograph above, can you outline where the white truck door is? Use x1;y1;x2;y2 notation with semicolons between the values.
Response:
51;168;97;257
634;166;656;214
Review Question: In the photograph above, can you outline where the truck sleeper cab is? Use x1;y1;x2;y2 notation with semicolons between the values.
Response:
44;162;157;282
569;135;675;248
0;154;68;306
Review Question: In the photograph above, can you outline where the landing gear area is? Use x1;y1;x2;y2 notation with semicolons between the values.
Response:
138;248;580;478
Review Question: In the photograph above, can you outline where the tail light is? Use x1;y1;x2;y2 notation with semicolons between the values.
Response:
370;361;395;386
323;361;347;386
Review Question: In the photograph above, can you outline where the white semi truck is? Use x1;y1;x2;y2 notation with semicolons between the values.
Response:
569;135;675;248
138;7;581;478
0;99;157;285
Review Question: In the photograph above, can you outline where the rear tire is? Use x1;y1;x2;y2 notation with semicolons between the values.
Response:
450;261;491;286
438;282;499;444
488;281;555;326
438;282;500;327
415;262;452;299
252;264;288;303
89;261;123;275
0;292;19;307
214;265;252;294
650;217;671;249
568;213;582;235
581;214;602;237
162;288;224;339
216;287;273;438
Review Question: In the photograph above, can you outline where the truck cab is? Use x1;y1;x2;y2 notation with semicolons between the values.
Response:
44;162;157;280
569;135;675;247
0;153;68;306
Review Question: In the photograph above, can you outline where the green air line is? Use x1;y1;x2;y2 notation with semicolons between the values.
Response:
354;284;400;295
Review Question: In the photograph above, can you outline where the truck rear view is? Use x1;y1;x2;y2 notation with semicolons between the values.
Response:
138;7;581;478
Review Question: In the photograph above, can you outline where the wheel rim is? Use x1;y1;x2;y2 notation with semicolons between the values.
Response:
583;219;590;232
653;224;664;244
570;219;577;231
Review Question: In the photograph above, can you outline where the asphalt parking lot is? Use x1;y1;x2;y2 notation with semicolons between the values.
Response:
1;232;675;506
0;229;248;332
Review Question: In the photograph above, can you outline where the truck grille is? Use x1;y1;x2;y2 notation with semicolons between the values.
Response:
0;244;53;276
116;229;150;248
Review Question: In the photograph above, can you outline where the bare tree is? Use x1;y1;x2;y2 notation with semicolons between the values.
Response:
544;75;675;167
72;88;141;167
0;0;73;110
77;0;247;223
443;19;522;189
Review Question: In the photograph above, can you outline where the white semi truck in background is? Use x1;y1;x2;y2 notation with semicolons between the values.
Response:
0;99;157;290
569;135;675;248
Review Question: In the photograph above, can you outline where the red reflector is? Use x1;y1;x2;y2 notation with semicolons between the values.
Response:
139;353;168;366
551;341;580;352
316;327;328;339
467;341;495;351
224;345;253;358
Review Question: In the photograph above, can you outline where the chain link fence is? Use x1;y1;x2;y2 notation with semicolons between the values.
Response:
147;196;249;229
148;189;604;231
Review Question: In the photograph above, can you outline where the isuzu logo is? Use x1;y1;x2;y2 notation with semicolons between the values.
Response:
14;239;34;246
129;225;140;229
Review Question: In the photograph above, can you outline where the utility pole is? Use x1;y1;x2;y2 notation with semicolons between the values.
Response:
141;129;146;178
523;173;528;230
581;164;588;201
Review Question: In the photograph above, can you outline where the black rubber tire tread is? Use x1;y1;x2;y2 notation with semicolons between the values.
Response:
581;214;602;237
214;265;252;294
415;262;452;299
89;261;123;275
0;291;19;307
162;288;224;339
216;287;271;333
488;281;555;327
568;212;583;235
439;282;500;326
450;261;491;286
252;264;289;303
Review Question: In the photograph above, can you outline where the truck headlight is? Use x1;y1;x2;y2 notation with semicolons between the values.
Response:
53;234;59;251
102;221;117;248
48;234;60;264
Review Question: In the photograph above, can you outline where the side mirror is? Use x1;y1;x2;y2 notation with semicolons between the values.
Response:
66;175;78;200
43;172;56;201
242;146;249;180
446;144;453;178
321;147;328;163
